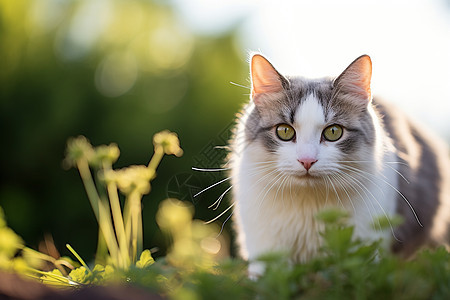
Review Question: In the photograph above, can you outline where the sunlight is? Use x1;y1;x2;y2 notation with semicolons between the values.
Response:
173;0;450;139
95;51;138;98
54;0;112;61
241;0;450;137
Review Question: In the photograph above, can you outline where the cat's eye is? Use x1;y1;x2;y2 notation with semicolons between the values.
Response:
276;124;296;141
323;124;343;142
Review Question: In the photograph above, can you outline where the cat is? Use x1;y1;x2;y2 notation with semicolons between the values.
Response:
229;53;450;276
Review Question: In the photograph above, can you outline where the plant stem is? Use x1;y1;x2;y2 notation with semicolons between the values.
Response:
137;205;143;260
107;180;130;268
128;191;142;263
123;197;132;258
66;244;90;272
95;229;108;266
23;247;69;276
76;159;120;268
148;145;164;173
97;198;121;268
77;159;100;220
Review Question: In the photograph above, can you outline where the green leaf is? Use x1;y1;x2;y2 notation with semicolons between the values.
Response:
316;208;350;225
136;249;155;269
322;226;355;256
68;266;90;284
40;269;70;286
0;227;24;258
371;214;404;231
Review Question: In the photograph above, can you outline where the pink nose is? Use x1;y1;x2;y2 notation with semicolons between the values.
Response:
298;158;318;171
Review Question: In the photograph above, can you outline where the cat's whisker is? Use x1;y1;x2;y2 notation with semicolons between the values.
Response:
338;165;386;196
337;160;411;183
256;172;285;215
336;160;407;165
208;185;233;210
339;165;423;228
246;161;279;166
246;165;278;173
194;177;231;198
289;176;295;208
229;81;251;90
257;172;284;202
275;175;290;210
204;202;235;225
338;170;379;220
192;167;230;172
312;177;328;206
334;169;386;235
384;164;410;184
339;166;395;216
340;170;402;242
216;210;234;238
324;175;345;210
209;186;233;210
214;145;229;150
332;172;357;214
195;163;279;213
342;169;423;238
246;168;280;191
322;161;399;241
244;170;275;182
321;176;330;207
379;179;423;228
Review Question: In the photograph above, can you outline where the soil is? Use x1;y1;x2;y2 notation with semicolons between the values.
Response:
0;272;163;300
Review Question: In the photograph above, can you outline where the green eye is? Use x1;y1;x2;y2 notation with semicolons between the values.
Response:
323;124;343;142
276;124;295;141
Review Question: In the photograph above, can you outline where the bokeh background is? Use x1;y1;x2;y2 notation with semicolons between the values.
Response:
1;0;450;260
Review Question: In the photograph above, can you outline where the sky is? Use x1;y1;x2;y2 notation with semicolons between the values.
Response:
170;0;450;140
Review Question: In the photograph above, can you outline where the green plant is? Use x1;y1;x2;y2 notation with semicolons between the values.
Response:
63;131;182;269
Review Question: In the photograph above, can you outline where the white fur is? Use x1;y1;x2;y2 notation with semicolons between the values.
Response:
231;94;398;276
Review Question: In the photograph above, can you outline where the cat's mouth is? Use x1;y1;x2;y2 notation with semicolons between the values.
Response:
289;173;322;187
292;172;321;181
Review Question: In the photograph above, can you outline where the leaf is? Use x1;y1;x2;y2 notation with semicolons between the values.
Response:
371;214;404;231
68;266;89;284
136;249;155;269
40;269;70;286
316;208;350;226
322;226;355;256
0;227;24;258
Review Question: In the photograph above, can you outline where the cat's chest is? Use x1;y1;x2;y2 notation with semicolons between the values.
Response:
236;180;327;261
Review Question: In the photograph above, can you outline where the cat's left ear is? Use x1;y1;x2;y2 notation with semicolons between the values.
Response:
333;55;372;103
251;54;289;104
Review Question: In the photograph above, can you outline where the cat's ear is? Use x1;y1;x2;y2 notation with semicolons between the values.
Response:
334;55;372;103
251;54;287;104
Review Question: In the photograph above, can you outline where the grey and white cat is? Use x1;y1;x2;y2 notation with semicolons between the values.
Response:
230;54;450;275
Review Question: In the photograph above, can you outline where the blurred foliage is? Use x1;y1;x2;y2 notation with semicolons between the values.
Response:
0;0;247;259
62;132;184;270
4;199;448;299
79;206;450;299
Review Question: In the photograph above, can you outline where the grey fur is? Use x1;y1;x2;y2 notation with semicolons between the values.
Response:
375;99;450;256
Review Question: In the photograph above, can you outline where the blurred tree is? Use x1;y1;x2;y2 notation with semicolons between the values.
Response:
0;0;247;259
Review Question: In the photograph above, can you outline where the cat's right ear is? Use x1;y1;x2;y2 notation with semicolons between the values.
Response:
251;54;287;104
333;55;372;104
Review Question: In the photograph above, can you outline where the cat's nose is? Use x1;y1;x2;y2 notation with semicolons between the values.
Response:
298;158;318;171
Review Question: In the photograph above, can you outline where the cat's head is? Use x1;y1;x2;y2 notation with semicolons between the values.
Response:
243;54;378;187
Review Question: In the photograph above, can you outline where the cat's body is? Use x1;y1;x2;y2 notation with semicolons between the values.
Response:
230;54;450;275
